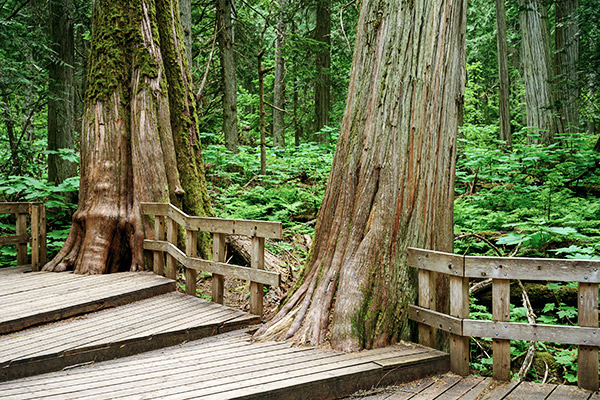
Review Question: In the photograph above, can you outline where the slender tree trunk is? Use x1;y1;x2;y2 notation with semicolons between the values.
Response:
496;0;511;148
180;0;193;68
519;0;561;143
44;0;212;274
555;0;579;133
48;0;77;185
258;50;270;175
217;0;239;152
313;0;330;141
272;0;286;148
256;0;467;352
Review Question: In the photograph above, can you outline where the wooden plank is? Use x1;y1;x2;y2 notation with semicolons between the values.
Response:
15;212;28;266
140;202;283;239
250;236;265;316
578;281;599;391
408;305;463;335
450;276;469;376
465;256;600;283
546;384;593;400
165;217;177;280
407;248;464;276
0;234;30;245
418;269;436;348
153;215;165;276
505;381;556;399
463;320;600;346
39;205;46;265
143;240;280;286
492;279;511;381
30;204;40;271
408;374;461;399
185;229;198;295
0;202;31;213
212;232;226;304
434;376;483;399
479;381;519;400
456;377;493;400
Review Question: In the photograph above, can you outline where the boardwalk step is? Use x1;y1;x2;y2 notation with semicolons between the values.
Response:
0;270;175;335
0;330;449;399
0;292;260;382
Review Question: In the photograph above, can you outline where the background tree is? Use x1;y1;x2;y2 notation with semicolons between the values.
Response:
43;0;212;274
313;0;331;141
496;0;511;147
272;0;286;148
256;0;467;351
555;0;579;133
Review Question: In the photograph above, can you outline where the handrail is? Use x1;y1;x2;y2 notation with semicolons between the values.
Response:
407;247;599;391
0;202;47;271
140;202;282;316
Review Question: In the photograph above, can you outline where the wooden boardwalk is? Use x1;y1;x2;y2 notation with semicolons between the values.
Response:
0;329;449;399
345;373;600;399
0;267;174;334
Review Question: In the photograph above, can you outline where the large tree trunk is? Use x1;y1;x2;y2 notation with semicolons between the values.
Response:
496;0;511;147
313;0;330;141
555;0;579;133
272;0;286;148
48;0;77;185
44;0;212;274
217;0;239;152
256;0;466;352
519;0;561;143
180;0;193;68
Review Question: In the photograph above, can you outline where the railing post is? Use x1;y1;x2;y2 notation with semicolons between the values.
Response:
492;278;511;381
212;233;226;304
39;205;46;266
578;281;599;391
165;217;177;280
15;212;27;266
153;215;165;276
30;204;40;272
450;275;470;375
418;268;436;348
185;229;198;296
250;236;265;316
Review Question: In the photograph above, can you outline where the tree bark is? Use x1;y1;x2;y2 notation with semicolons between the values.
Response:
496;0;511;148
43;0;212;274
519;0;561;143
272;0;286;148
180;0;193;68
256;0;466;352
313;0;330;141
48;0;77;185
216;0;239;152
555;0;579;133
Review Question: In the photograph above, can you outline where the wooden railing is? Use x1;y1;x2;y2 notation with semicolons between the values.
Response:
141;202;282;316
0;202;47;271
407;247;599;391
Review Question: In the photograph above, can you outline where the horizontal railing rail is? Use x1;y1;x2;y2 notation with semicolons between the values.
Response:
141;202;282;316
407;247;599;391
0;202;47;271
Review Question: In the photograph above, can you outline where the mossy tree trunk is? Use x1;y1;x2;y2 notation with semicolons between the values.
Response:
44;0;213;274
256;0;466;352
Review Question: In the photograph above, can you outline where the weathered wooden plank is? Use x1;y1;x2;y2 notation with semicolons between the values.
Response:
408;374;461;399
433;375;483;399
408;305;463;335
465;256;600;283
140;202;283;239
479;381;519;400
463;319;600;346
15;212;27;266
30;204;40;271
212;232;226;304
450;276;469;376
493;279;511;381
185;229;198;295
250;236;265;316
39;205;46;265
418;269;436;348
578;281;599;391
0;202;35;214
153;215;165;276
144;240;280;286
456;377;493;400
165;217;177;280
504;381;556;399
407;248;464;276
0;234;30;245
546;384;593;400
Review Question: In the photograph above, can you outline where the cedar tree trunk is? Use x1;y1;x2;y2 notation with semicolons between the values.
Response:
256;0;466;351
555;0;579;133
313;0;330;141
496;0;511;147
43;0;213;274
272;0;286;148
